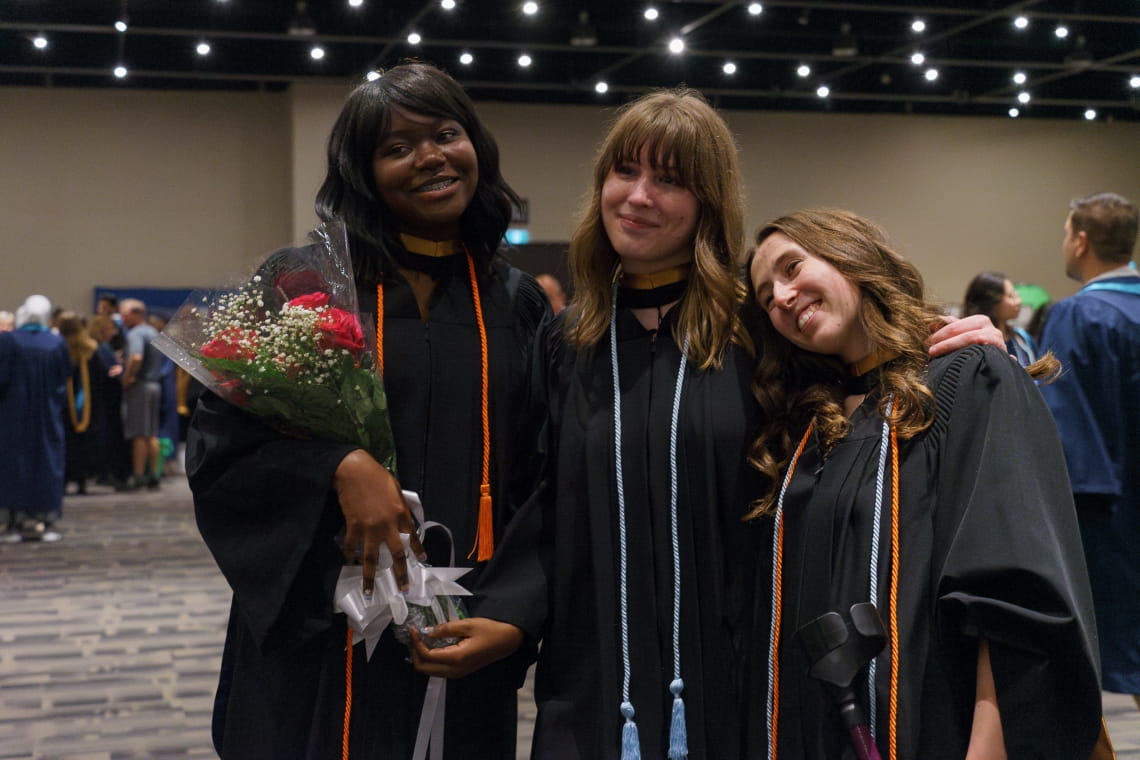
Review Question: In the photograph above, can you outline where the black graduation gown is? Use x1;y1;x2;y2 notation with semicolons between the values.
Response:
478;306;765;760
759;345;1101;760
186;252;548;760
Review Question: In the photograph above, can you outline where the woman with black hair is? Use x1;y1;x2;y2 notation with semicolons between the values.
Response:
187;62;549;759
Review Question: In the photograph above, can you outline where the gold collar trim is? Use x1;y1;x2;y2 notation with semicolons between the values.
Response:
848;349;900;377
399;234;464;257
620;263;692;290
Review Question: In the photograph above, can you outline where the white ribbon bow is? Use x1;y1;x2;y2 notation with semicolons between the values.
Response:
333;490;471;661
334;534;471;660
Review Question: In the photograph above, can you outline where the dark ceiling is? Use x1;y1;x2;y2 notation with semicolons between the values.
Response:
2;1;1138;121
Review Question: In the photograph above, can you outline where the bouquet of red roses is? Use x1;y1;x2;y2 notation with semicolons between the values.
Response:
153;222;396;471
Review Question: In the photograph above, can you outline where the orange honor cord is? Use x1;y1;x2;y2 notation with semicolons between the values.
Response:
375;252;493;564
768;423;814;760
886;424;901;760
343;627;353;760
768;420;901;760
375;281;385;376
464;250;494;562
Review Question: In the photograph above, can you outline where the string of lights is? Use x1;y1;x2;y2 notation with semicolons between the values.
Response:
1;1;1137;120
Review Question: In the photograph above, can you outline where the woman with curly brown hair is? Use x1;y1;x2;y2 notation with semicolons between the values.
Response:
745;208;1104;760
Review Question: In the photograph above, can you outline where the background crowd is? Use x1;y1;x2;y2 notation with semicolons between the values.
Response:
0;292;203;542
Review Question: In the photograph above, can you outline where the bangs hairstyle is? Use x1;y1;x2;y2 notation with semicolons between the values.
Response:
314;61;521;282
565;87;747;369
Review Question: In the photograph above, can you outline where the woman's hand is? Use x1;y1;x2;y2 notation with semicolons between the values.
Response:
334;449;425;596
927;314;1005;357
408;617;525;679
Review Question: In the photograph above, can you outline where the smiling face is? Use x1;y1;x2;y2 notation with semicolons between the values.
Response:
750;231;871;363
372;107;478;240
600;145;700;274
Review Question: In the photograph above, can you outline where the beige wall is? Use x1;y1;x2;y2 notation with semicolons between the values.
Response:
1;84;1137;315
0;87;292;314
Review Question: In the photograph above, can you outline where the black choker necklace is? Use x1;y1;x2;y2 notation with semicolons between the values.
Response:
394;247;466;278
842;369;877;396
617;279;688;309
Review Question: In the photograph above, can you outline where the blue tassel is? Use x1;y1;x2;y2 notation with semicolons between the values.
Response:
668;678;688;760
620;701;641;760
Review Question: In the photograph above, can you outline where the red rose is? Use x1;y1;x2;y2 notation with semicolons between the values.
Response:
214;378;249;406
288;292;330;310
274;270;329;300
316;307;365;352
199;327;259;361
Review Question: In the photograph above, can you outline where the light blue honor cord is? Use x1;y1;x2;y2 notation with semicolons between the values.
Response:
610;283;690;759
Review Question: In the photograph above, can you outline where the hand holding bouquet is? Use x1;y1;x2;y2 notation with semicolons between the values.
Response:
153;222;396;471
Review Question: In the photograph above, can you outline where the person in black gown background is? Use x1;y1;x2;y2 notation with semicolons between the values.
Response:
185;62;548;759
745;208;1103;759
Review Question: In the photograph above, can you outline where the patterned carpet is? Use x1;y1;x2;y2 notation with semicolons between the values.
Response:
0;475;1136;759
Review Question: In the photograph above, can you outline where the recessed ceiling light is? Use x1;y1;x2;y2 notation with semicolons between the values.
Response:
459;51;473;65
1084;108;1097;120
517;54;532;67
1054;25;1069;39
348;0;364;7
32;35;48;50
911;19;926;33
196;41;211;56
522;1;538;15
440;0;456;9
407;32;421;45
113;65;128;78
796;64;811;77
595;81;608;94
722;61;737;75
1130;75;1140;89
910;52;925;66
924;68;938;81
1008;107;1020;118
1013;16;1029;30
668;37;684;54
365;70;381;81
1012;71;1027;85
747;3;762;15
643;7;658;21
1017;91;1031;104
310;46;325;60
816;85;830;98
114;20;128;33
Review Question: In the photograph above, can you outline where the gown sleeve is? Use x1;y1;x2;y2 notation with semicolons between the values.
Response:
929;345;1101;757
470;313;564;640
186;391;360;652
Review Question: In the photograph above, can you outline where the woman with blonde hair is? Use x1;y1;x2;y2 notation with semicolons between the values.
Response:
746;208;1103;759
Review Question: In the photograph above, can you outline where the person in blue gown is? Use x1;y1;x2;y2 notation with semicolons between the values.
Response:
1039;191;1140;709
0;294;72;542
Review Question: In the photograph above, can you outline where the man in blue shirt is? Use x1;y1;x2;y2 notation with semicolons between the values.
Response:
119;298;163;490
1040;192;1140;709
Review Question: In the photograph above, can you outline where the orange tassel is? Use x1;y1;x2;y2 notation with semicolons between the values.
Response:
474;483;494;561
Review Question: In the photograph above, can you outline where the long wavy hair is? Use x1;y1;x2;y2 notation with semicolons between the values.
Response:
745;209;1059;518
314;62;521;282
565;88;747;369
